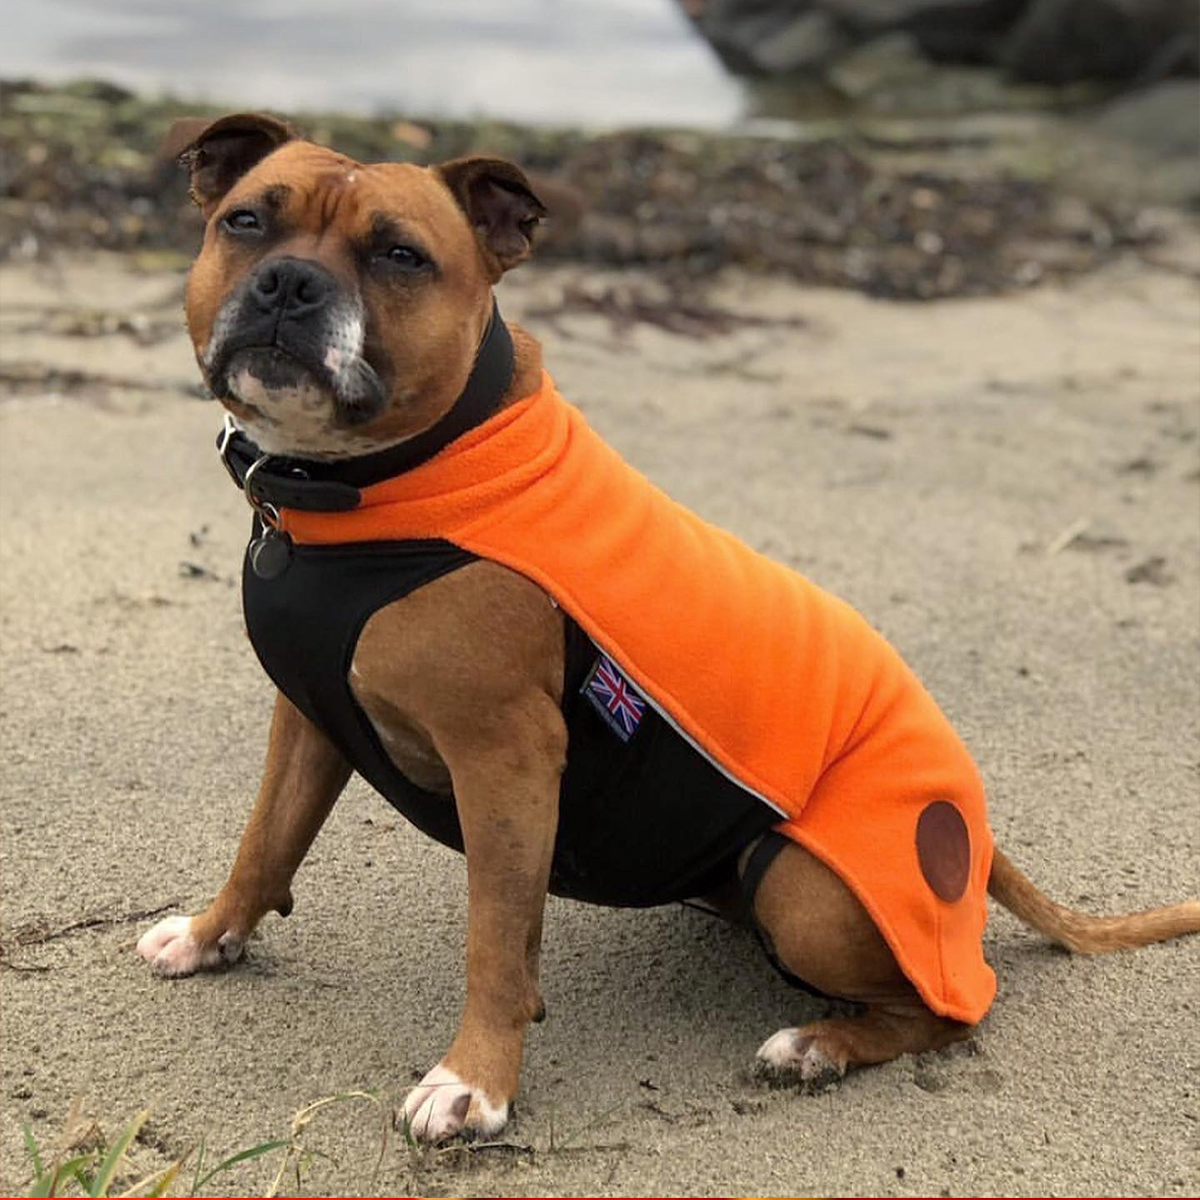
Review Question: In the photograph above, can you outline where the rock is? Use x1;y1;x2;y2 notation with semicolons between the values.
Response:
754;11;851;72
1090;79;1200;155
999;0;1199;82
678;0;1199;83
688;1;851;75
827;32;938;98
0;79;1174;300
829;0;1027;61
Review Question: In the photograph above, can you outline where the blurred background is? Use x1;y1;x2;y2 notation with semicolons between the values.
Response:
0;0;743;127
1;10;1198;1198
1;0;1196;126
1;0;1196;302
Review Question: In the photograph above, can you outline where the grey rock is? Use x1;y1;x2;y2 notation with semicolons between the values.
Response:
753;11;852;72
679;0;1199;83
829;0;1026;59
690;0;850;75
1089;79;1200;154
826;32;938;98
999;0;1199;81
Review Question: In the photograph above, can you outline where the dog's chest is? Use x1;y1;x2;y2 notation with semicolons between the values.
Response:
351;682;453;795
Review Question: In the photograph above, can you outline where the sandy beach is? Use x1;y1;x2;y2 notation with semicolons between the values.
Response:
1;243;1197;1196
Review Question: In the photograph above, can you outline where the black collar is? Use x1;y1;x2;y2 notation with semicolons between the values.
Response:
217;304;514;514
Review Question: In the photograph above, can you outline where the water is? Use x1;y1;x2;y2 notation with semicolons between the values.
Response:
0;0;745;128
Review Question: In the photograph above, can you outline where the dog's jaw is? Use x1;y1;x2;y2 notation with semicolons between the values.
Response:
202;298;392;458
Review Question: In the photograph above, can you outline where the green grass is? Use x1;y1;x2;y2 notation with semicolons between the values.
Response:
20;1092;388;1198
20;1088;634;1195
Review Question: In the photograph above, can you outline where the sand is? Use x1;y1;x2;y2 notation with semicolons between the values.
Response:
1;250;1197;1197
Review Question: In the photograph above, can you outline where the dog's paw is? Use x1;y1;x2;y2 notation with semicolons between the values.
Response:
754;1027;846;1090
136;915;244;977
398;1063;509;1143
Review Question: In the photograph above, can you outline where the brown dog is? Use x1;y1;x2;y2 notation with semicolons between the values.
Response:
137;113;1200;1143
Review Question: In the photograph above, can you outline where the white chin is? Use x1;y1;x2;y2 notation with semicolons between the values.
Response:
231;365;330;414
229;369;390;459
228;366;334;456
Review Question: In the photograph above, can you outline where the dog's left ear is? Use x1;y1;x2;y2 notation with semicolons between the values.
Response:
161;112;298;217
437;157;547;279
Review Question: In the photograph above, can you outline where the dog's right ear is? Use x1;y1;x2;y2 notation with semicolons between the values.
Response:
437;157;547;280
161;112;297;217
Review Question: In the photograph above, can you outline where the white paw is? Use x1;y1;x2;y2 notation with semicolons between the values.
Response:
756;1027;841;1083
399;1063;509;1143
135;915;244;977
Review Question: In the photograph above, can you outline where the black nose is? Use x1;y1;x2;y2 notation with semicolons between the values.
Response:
249;257;334;318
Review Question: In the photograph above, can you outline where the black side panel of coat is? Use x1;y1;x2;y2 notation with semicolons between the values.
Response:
242;532;779;907
243;531;474;853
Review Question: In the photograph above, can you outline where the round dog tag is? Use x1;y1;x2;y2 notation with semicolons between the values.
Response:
249;530;292;580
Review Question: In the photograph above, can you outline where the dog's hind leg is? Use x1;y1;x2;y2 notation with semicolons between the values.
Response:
137;691;351;975
745;837;969;1086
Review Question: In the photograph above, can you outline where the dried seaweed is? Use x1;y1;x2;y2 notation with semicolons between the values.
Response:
0;78;1168;299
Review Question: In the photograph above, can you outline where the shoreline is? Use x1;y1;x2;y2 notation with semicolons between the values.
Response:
3;77;1197;300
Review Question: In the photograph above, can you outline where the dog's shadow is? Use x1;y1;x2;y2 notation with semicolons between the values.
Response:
532;896;826;1070
273;813;826;1089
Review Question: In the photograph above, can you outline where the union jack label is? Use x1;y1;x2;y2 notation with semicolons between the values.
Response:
582;653;646;742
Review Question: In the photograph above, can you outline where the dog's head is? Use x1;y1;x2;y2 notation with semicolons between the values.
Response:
168;113;545;457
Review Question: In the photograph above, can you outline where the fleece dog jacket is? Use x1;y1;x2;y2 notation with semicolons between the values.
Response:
260;373;997;1023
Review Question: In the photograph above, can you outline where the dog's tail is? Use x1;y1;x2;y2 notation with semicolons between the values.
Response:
988;847;1200;953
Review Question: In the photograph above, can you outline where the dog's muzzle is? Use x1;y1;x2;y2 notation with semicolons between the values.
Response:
204;256;385;424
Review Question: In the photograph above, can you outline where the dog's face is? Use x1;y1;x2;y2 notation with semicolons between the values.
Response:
172;114;544;457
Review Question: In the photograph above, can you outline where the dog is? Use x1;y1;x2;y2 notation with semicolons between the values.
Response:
137;113;1200;1143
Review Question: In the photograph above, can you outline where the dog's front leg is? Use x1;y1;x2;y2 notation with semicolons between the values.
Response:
400;706;564;1142
137;690;351;975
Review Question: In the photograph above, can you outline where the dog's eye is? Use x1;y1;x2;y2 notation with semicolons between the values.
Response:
386;245;427;270
222;209;262;234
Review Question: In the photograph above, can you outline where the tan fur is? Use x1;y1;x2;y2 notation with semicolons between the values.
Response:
988;848;1200;954
184;144;499;449
744;839;1200;1081
148;118;1200;1138
354;561;565;1110
188;692;350;948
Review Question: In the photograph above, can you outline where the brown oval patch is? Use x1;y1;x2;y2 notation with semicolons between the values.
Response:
916;800;971;902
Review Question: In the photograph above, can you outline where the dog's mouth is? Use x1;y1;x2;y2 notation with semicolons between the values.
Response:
228;345;315;393
199;256;390;434
206;321;387;431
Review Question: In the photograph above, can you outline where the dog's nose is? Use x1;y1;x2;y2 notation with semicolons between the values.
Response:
249;257;333;318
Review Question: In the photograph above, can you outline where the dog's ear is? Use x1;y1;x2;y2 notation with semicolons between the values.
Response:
437;157;547;279
161;112;297;216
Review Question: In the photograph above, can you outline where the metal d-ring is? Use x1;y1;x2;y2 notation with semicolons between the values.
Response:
242;455;282;530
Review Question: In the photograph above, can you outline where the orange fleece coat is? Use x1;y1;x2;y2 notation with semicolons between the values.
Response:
281;373;996;1023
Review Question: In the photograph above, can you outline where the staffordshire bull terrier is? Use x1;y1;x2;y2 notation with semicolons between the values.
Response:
137;113;1200;1143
